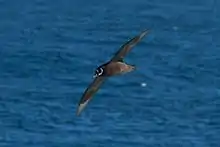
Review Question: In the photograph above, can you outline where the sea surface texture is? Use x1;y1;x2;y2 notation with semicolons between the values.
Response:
0;0;220;146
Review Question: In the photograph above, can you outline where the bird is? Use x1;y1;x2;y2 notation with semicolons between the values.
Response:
76;29;150;116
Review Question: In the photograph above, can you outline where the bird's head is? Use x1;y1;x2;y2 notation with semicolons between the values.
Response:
93;67;104;78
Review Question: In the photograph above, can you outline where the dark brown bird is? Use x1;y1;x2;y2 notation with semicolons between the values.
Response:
76;29;150;116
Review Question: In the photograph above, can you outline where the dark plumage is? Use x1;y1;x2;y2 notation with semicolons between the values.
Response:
76;29;150;116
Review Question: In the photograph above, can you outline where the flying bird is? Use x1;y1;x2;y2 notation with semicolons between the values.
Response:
76;29;150;116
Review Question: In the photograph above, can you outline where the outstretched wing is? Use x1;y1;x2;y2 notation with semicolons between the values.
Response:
76;76;106;116
110;29;150;62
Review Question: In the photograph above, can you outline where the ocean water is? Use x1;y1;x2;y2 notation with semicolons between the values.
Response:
0;0;220;146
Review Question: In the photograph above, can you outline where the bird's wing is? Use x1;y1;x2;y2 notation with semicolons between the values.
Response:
110;29;150;62
76;76;106;116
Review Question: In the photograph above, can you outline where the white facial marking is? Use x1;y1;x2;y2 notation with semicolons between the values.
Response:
98;68;103;76
93;67;104;78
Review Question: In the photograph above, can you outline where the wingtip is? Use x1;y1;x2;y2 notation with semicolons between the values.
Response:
76;105;83;116
144;28;151;32
137;29;150;39
76;107;81;116
142;29;151;35
76;100;89;116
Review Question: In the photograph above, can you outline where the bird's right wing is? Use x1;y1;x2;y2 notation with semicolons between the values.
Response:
76;76;106;116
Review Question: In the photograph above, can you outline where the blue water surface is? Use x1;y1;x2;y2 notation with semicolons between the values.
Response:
0;0;220;146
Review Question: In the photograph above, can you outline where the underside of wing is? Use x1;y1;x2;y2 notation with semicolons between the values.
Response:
111;29;150;62
76;76;106;116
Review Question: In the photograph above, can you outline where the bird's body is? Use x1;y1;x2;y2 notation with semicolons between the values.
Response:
76;29;150;116
96;61;135;77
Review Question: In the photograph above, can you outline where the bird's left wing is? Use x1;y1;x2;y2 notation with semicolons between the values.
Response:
76;76;106;116
110;29;150;62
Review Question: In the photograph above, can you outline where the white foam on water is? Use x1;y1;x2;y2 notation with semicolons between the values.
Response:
141;82;147;87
